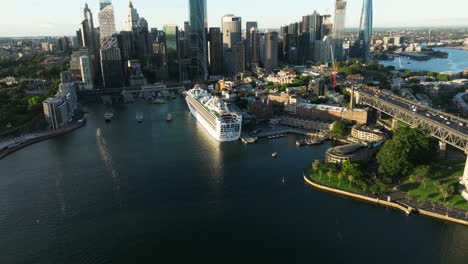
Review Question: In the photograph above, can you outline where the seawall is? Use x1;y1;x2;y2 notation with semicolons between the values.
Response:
0;122;85;160
303;174;468;227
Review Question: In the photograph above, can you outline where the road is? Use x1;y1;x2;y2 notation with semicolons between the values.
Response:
358;88;468;135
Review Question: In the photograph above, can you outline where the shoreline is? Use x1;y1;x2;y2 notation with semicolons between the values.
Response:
0;121;86;160
303;173;468;227
439;46;468;51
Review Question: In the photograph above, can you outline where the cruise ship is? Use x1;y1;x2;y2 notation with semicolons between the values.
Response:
185;86;242;142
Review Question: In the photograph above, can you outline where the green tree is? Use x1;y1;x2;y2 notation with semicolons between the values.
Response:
409;165;431;188
427;72;438;78
348;175;355;188
377;127;437;179
331;120;354;137
327;171;333;183
318;170;324;180
312;160;321;174
437;183;455;202
337;172;345;187
436;73;452;82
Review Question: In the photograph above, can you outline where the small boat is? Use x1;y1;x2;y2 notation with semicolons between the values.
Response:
154;99;166;104
136;112;144;123
166;113;173;121
104;112;114;122
272;152;278;158
6;122;11;128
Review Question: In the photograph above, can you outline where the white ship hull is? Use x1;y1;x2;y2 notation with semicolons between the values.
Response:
185;96;241;142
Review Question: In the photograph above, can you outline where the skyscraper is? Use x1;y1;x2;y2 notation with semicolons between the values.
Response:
98;0;117;40
100;37;124;88
353;0;373;61
164;25;181;82
80;55;93;90
249;28;260;71
222;15;242;49
222;14;242;75
264;31;278;71
126;1;140;33
245;21;258;71
208;27;223;75
189;0;208;81
333;0;347;61
81;3;100;85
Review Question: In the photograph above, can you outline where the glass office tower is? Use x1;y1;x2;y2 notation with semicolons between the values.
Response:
189;0;208;81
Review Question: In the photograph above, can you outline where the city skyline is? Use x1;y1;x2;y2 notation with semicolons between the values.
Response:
1;0;468;37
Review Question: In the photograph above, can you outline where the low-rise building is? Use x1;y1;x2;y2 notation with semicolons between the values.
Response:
280;115;334;132
351;125;385;143
326;143;377;164
295;102;369;124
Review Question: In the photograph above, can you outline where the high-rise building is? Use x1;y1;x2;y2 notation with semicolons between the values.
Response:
333;0;347;61
189;0;208;81
70;48;90;82
245;21;258;71
222;14;242;49
232;42;245;76
43;72;78;130
222;14;242;75
126;1;140;33
98;0;117;40
249;28;260;71
81;3;99;84
80;55;93;90
100;37;124;88
352;0;373;61
134;18;153;67
164;25;181;82
264;31;278;71
76;29;83;47
320;15;333;38
208;27;223;76
128;60;147;86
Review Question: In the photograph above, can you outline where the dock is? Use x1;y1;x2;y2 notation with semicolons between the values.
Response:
241;125;329;144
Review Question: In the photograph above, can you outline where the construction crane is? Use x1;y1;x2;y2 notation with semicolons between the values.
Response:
329;39;338;87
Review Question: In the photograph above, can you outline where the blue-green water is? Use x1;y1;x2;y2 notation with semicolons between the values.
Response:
379;48;468;72
0;98;467;264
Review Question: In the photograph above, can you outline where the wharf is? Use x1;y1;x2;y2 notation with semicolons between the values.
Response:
241;125;327;144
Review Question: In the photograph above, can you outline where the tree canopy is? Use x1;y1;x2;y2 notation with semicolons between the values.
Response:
331;120;354;137
376;127;437;179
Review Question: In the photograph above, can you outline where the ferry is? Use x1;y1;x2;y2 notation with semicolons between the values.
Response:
185;86;242;142
154;98;166;104
136;112;144;123
104;112;114;122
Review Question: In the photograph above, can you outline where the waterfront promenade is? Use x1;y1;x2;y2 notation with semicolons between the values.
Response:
304;173;468;226
0;120;86;160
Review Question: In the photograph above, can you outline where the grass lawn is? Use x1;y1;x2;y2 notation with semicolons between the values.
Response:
309;171;365;194
399;160;468;210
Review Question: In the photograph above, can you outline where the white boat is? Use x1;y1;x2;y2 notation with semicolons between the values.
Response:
185;85;242;142
136;112;144;123
104;112;114;122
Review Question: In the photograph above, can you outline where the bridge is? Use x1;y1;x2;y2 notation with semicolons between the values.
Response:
354;87;468;200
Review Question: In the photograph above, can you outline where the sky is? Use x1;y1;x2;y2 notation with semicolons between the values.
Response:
0;0;468;37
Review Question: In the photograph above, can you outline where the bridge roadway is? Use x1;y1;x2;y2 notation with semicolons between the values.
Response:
356;87;468;200
356;88;468;151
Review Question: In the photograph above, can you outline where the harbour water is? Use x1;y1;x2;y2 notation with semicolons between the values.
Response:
379;48;468;73
0;98;467;263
